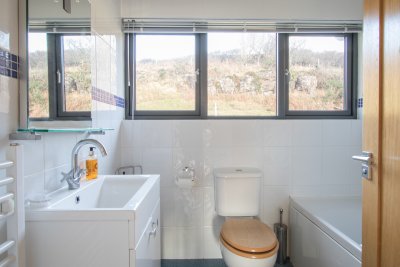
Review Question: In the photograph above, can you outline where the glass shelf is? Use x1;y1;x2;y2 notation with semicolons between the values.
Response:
10;128;113;141
17;128;113;133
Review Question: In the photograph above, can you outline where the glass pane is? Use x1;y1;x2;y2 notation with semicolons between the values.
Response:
135;35;196;111
63;35;92;112
29;33;49;118
288;36;345;111
208;33;277;116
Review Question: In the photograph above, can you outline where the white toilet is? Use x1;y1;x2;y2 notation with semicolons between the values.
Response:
214;167;278;267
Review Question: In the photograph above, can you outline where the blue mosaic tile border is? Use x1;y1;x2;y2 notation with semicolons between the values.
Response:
92;86;125;108
357;97;363;108
0;48;19;79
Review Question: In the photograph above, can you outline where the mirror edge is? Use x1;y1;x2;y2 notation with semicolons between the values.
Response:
18;0;28;129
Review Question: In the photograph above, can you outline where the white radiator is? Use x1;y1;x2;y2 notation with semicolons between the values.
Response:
0;144;25;267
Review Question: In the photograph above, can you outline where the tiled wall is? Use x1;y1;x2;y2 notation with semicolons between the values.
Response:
119;119;362;259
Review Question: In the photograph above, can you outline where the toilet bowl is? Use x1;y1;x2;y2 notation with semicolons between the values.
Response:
219;218;278;267
213;167;278;267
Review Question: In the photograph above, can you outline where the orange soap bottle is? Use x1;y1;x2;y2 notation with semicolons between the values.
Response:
86;147;98;180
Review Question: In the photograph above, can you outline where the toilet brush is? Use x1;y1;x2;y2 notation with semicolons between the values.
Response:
274;208;288;265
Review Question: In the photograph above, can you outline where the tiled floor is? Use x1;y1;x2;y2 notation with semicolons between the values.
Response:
162;259;226;267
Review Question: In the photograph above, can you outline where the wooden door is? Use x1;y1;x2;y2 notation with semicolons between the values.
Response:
363;0;400;266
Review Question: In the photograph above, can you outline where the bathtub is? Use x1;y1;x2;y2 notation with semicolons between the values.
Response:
290;196;361;267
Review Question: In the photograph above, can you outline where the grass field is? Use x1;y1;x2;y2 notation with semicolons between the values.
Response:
29;46;344;117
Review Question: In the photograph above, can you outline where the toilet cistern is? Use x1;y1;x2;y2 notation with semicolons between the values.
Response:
61;139;108;190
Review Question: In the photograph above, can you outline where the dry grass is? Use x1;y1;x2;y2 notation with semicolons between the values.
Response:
29;48;345;117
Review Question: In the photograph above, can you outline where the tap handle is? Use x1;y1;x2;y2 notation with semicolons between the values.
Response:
74;168;86;181
60;170;73;183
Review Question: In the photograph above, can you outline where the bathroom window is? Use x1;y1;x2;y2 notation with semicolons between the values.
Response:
125;27;358;119
284;34;356;117
208;33;277;117
128;34;201;118
28;33;91;120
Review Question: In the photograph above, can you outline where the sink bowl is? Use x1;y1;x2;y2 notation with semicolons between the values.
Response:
48;175;150;209
26;174;161;267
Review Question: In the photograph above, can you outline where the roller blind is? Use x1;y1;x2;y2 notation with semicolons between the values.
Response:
122;18;362;33
29;19;91;33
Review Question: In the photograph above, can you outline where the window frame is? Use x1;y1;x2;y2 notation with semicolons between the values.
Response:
126;33;206;119
281;33;357;119
30;33;91;121
125;32;358;120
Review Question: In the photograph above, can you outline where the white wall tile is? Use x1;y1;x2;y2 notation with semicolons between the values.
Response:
292;120;323;147
121;120;142;148
175;188;204;227
264;120;293;147
175;228;204;259
161;227;176;259
263;148;292;186
160;188;175;227
351;120;363;147
291;185;361;197
43;133;77;170
20;140;44;176
119;146;142;168
142;148;173;187
203;120;233;147
322;121;352;146
262;186;290;227
173;120;204;148
231;120;264;147
292;147;323;185
24;172;45;200
230;147;263;169
203;187;224;227
322;146;360;185
203;227;222;259
141;121;173;148
203;148;232;186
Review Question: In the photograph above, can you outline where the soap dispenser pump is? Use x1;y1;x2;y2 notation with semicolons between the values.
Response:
86;147;98;180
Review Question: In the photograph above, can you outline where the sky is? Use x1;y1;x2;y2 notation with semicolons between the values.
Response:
29;32;344;59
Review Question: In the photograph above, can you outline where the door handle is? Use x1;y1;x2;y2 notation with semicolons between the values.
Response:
352;151;373;180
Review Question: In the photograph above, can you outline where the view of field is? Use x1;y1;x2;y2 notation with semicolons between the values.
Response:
288;36;345;111
29;33;91;118
135;35;197;111
135;33;345;116
29;33;345;118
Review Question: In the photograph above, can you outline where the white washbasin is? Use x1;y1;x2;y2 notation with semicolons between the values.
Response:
49;175;149;209
26;174;160;222
25;174;161;267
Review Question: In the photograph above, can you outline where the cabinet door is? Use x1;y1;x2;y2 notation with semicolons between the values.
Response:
136;201;161;267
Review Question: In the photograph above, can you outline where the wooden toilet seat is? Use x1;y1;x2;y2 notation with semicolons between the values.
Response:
220;218;279;259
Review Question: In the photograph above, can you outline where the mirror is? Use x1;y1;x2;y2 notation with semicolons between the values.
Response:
26;0;92;128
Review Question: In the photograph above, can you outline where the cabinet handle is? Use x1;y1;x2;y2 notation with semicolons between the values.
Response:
149;220;158;236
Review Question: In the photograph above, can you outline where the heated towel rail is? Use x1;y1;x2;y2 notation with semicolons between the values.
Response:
0;144;25;267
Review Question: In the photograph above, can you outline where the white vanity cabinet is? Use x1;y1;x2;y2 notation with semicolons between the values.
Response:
134;202;161;267
26;175;161;267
